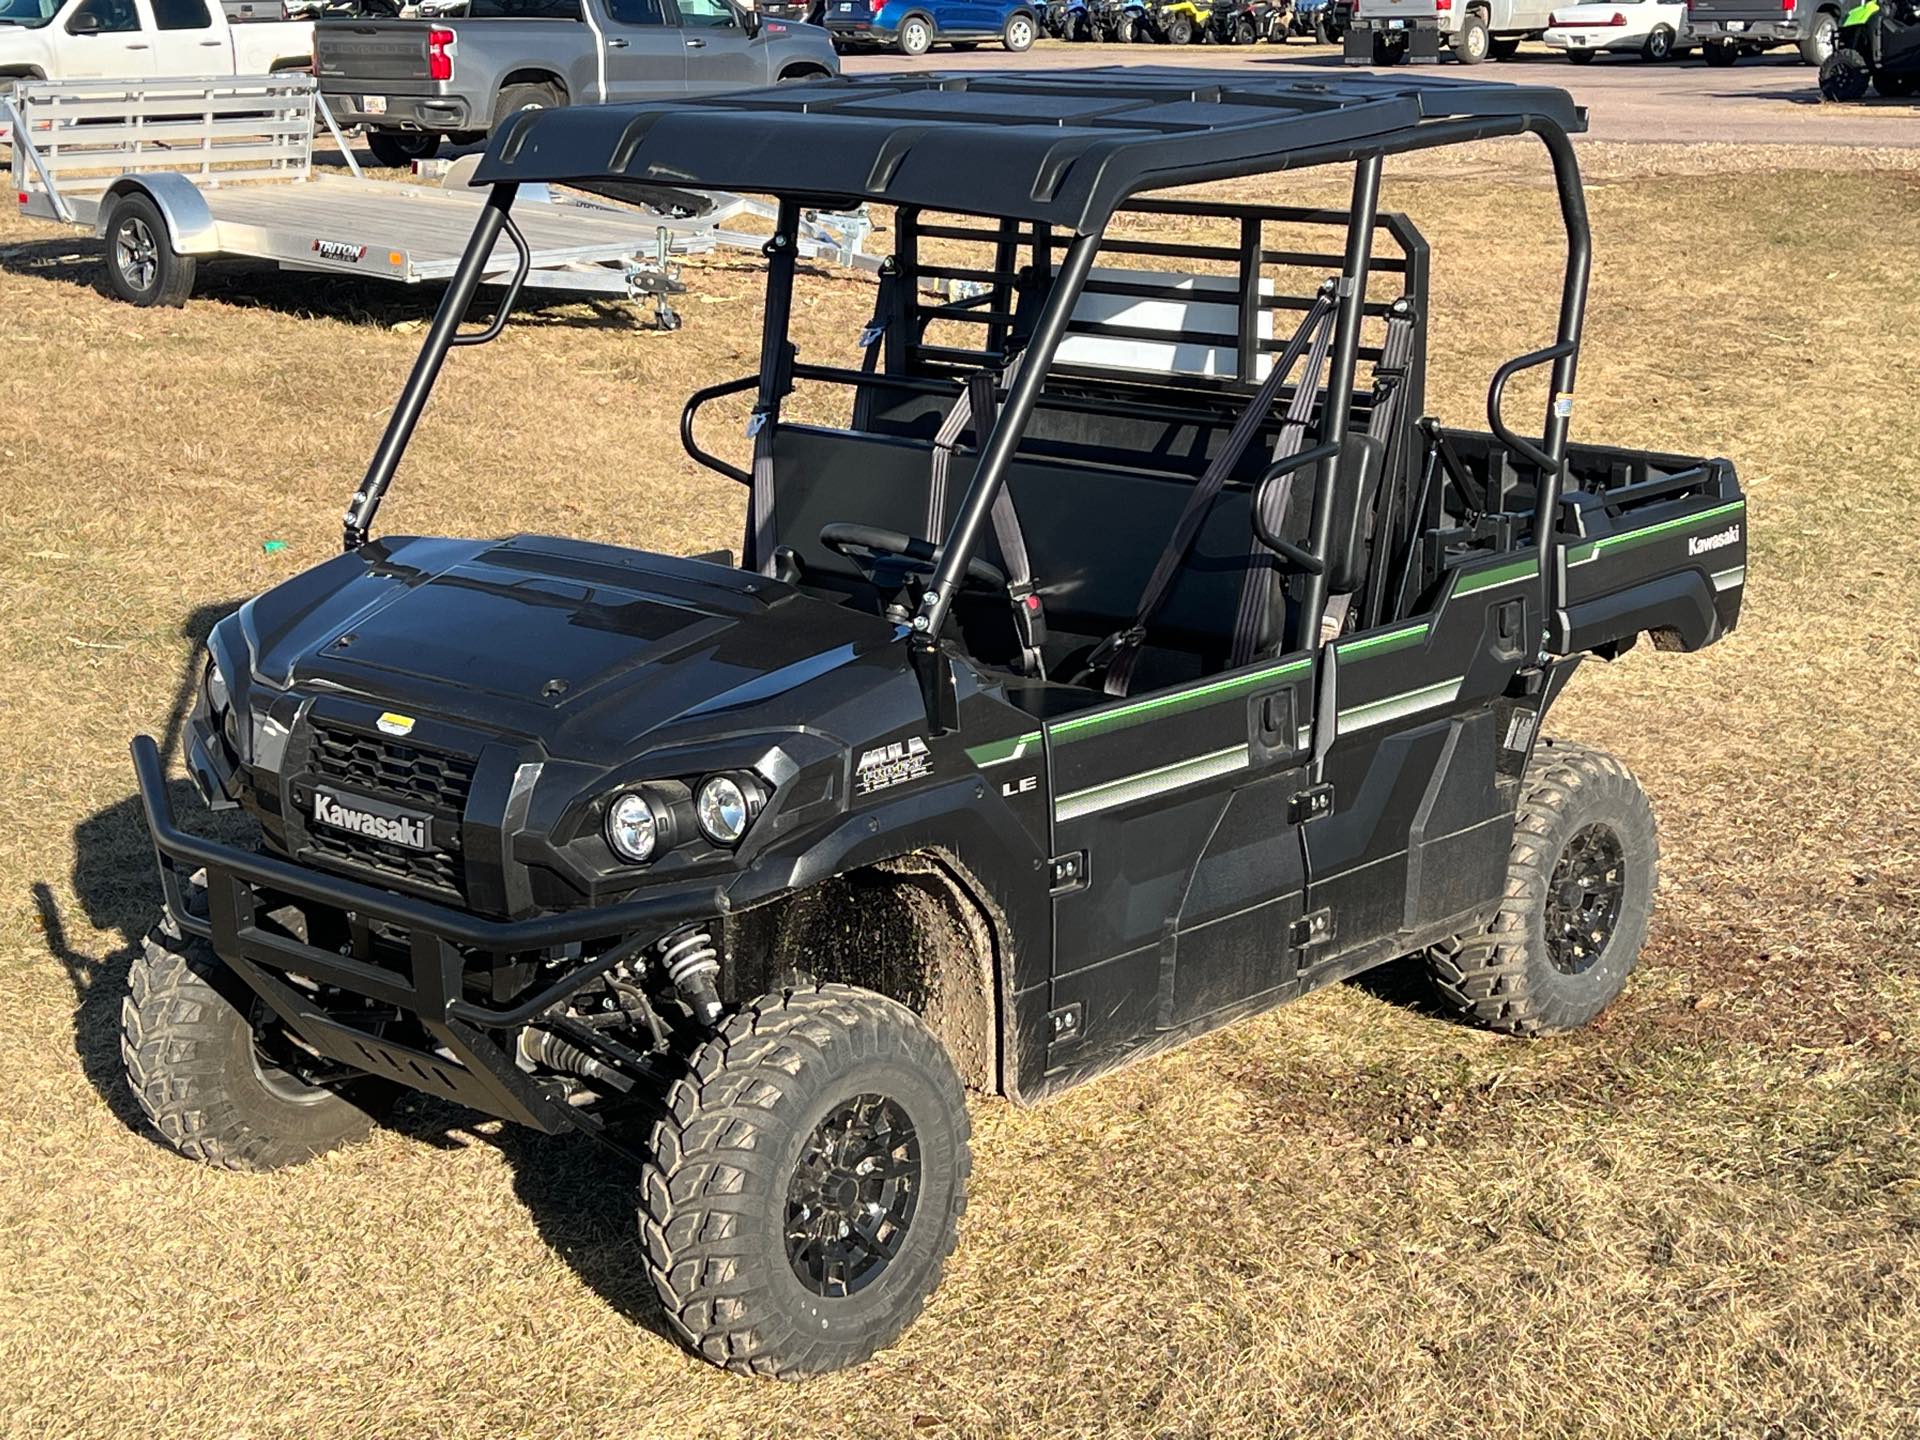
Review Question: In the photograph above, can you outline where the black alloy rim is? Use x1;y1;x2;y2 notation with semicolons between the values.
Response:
1545;823;1626;975
785;1093;921;1297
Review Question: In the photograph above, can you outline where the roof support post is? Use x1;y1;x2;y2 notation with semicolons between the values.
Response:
912;229;1103;644
1532;119;1591;658
1294;153;1382;651
746;198;803;575
343;182;517;551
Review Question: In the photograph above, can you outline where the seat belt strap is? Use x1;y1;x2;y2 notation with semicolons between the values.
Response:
746;339;796;577
1230;312;1338;668
1102;291;1336;698
859;262;898;375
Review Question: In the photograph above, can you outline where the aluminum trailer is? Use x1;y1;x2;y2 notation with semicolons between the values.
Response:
3;74;874;319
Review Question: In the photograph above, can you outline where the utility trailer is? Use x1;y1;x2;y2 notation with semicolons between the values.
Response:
3;74;874;318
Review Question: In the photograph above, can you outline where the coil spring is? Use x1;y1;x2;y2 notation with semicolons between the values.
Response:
659;927;719;987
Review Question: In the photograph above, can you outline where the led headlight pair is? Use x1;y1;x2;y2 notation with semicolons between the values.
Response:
604;772;768;865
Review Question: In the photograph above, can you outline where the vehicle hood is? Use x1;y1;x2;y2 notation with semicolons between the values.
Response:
237;533;907;762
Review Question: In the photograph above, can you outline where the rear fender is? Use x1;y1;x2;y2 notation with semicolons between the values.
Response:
97;175;219;257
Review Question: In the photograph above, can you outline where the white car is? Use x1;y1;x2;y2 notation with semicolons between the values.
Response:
1543;0;1692;58
0;0;309;85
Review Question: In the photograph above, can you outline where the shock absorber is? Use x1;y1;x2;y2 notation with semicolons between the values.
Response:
659;926;723;1026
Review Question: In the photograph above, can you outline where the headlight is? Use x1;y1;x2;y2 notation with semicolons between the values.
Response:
605;791;668;864
695;773;764;846
204;654;230;714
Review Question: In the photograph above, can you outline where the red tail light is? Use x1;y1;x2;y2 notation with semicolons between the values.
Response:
869;0;884;11
1435;0;1451;11
427;27;455;82
1781;0;1795;9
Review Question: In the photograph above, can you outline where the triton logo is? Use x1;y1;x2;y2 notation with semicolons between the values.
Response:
312;239;368;263
1687;525;1741;557
376;712;415;736
856;736;933;795
312;790;431;850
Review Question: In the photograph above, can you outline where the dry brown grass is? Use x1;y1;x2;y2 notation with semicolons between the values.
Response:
3;142;1919;1439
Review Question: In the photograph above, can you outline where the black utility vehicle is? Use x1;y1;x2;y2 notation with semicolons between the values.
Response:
125;69;1747;1379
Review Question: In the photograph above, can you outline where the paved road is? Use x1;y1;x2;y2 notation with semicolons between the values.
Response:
841;42;1920;146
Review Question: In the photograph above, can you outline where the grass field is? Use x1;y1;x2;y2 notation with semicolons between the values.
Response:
3;143;1919;1439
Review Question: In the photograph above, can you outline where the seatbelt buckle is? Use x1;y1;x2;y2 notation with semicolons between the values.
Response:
1009;582;1048;677
746;407;771;440
859;321;886;349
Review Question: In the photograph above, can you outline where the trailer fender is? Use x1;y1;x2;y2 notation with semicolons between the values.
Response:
96;175;218;258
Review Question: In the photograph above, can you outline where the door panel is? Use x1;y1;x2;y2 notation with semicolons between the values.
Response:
1042;652;1314;1071
671;0;762;85
601;0;687;98
62;0;157;77
145;0;222;77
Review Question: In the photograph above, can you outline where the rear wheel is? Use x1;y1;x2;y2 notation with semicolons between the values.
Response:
122;914;384;1170
897;12;934;51
364;126;439;168
1798;8;1837;64
1164;12;1193;41
641;986;971;1378
492;82;559;131
1425;740;1657;1036
1452;10;1490;61
1702;39;1739;64
1819;46;1872;98
102;193;195;308
1641;23;1674;59
1003;8;1037;45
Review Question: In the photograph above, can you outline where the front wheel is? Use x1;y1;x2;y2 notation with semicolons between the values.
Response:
641;986;971;1378
121;916;384;1169
1114;10;1136;39
1819;45;1872;98
1798;8;1837;64
102;193;195;308
1003;8;1037;46
1424;741;1657;1036
896;13;934;53
1164;13;1193;41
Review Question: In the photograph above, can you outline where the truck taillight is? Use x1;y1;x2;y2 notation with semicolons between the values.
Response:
1781;0;1795;10
1435;0;1450;10
427;27;455;82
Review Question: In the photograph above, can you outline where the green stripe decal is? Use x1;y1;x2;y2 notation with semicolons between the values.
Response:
1055;744;1249;823
1452;557;1538;596
966;731;1042;768
1046;656;1311;743
1334;622;1429;662
1567;500;1745;567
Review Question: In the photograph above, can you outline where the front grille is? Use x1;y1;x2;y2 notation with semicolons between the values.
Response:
301;721;476;900
305;826;464;898
310;723;477;813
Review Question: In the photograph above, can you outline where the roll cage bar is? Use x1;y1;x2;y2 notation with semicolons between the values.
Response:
342;69;1591;684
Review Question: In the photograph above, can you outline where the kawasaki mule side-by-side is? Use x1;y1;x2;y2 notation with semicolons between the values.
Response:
123;68;1747;1378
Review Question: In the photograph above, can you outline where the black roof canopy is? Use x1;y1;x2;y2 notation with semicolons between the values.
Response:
471;67;1588;234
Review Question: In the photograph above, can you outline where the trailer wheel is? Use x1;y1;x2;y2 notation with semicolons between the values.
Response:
1798;8;1837;64
1819;46;1872;98
121;909;384;1170
1425;740;1656;1036
1452;10;1490;61
1702;39;1739;64
102;193;195;309
640;985;970;1378
364;127;439;168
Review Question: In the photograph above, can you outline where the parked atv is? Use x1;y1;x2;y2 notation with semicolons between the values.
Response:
1211;0;1291;40
1819;0;1920;96
1091;0;1149;36
1145;0;1213;40
1292;0;1344;38
1050;0;1098;35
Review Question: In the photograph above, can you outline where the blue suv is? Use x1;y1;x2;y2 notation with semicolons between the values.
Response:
825;0;1041;53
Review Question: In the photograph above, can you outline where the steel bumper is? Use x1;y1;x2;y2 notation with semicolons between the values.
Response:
132;733;720;1129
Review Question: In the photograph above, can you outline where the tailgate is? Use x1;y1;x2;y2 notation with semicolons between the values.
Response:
315;19;435;87
1356;0;1440;21
1682;0;1778;20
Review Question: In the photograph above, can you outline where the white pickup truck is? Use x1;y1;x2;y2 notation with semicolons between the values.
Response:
0;0;310;85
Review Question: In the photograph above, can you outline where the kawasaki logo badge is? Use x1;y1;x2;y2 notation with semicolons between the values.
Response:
856;737;933;795
312;788;432;850
1687;525;1741;557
